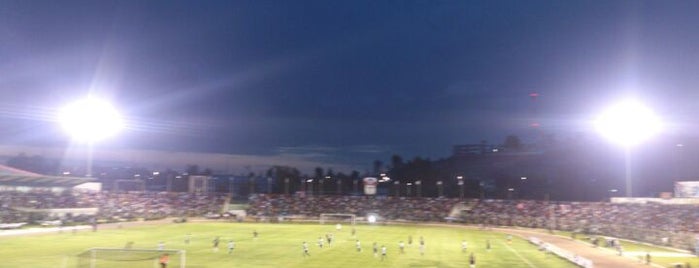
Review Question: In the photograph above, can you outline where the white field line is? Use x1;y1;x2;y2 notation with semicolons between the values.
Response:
501;241;537;268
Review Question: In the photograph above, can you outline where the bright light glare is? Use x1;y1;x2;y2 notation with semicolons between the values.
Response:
59;98;123;142
367;215;377;223
594;100;661;147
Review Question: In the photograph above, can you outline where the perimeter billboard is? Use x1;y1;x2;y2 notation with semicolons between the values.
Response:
674;181;699;198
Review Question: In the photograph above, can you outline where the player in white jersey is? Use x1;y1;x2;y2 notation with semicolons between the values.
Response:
227;240;235;254
302;241;310;257
184;233;191;245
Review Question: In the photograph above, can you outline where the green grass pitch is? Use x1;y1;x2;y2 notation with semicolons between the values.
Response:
0;222;578;268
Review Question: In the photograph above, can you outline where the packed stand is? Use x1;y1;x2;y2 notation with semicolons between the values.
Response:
462;199;699;251
247;194;460;222
0;190;228;224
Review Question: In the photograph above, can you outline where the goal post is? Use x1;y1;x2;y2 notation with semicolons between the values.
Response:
319;213;356;225
77;248;185;268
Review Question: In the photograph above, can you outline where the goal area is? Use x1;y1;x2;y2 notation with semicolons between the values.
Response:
319;213;356;225
77;248;185;268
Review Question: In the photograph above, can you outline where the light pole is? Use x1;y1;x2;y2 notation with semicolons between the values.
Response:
406;182;413;197
436;181;443;197
394;181;400;197
457;176;464;199
267;177;272;194
228;176;234;196
674;143;684;182
608;189;618;200
319;176;325;196
333;176;341;195
415;180;422;198
306;179;313;196
284;177;290;195
595;99;662;197
249;176;255;195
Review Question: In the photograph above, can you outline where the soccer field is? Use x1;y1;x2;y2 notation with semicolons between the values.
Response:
0;222;577;268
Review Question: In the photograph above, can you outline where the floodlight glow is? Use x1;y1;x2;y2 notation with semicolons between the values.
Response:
367;214;378;223
59;98;123;142
594;100;661;147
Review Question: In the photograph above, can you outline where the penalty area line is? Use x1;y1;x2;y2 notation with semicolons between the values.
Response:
501;241;537;268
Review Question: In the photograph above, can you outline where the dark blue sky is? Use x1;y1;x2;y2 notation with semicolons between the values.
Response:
2;1;699;171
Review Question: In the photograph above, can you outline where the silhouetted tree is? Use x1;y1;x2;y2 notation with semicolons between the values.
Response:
503;135;522;151
186;164;200;175
373;160;383;175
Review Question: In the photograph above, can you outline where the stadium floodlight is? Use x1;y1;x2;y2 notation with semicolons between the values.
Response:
58;97;123;177
594;99;661;148
59;97;124;142
594;99;662;197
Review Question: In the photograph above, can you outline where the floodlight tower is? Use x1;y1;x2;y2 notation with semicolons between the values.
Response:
594;99;661;197
59;97;124;177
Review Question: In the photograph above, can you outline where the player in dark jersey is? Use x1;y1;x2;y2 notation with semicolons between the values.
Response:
212;236;220;252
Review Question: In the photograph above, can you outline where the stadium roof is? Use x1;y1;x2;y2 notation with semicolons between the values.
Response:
0;165;95;188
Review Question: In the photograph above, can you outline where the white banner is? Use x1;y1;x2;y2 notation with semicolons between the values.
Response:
674;181;699;198
363;177;377;195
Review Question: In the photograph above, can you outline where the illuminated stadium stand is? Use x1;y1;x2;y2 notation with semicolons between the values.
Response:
248;194;699;254
0;165;99;228
0;166;228;228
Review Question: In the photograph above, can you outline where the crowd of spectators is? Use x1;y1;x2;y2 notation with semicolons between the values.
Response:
0;190;81;209
462;199;699;250
2;189;697;251
246;194;461;222
0;190;228;223
247;195;699;251
77;191;228;220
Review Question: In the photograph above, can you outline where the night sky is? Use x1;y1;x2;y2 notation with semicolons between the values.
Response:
2;1;699;172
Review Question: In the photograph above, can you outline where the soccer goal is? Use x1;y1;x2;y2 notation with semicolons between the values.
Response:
77;248;185;268
319;213;356;225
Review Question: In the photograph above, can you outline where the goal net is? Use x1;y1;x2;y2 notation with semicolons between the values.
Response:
77;248;185;268
319;213;356;225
